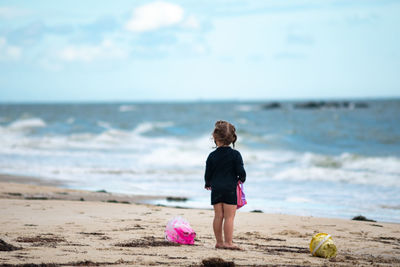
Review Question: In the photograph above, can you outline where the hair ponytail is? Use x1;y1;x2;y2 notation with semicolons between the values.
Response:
212;120;237;148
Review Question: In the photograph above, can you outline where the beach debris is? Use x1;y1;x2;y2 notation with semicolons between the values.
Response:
250;209;263;213
309;233;337;258
67;260;129;266
374;236;400;245
166;196;188;202
16;234;65;247
56;192;69;195
6;192;22;196
352;215;376;222
78;232;105;236
201;257;235;267
96;189;108;193
105;199;130;204
165;216;196;245
4;264;60;267
116;236;179;247
24;195;49;200
122;224;145;230
172;205;189;209
0;239;21;251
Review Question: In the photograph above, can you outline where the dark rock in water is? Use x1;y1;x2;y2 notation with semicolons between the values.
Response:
294;100;368;109
354;102;368;108
294;101;325;109
166;196;188;202
262;102;281;109
0;239;21;251
342;101;350;108
324;102;341;108
202;257;235;267
352;215;376;222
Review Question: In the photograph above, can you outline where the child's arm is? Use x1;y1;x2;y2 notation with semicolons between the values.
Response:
235;152;246;183
204;155;213;189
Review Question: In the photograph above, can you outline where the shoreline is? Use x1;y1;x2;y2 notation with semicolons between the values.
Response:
1;175;400;266
0;173;67;187
2;173;398;224
0;173;165;204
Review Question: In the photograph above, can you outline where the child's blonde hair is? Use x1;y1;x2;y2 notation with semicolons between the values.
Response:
212;120;237;148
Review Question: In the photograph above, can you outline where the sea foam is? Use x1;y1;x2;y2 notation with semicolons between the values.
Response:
6;118;46;131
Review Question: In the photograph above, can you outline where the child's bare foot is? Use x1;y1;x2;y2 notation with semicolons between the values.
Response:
215;243;224;249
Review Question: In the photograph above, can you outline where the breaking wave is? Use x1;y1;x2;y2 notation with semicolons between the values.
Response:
0;117;399;188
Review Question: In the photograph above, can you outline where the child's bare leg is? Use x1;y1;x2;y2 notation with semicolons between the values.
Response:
222;203;240;249
213;203;224;248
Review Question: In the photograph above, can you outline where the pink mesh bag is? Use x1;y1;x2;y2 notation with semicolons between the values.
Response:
165;216;196;245
237;181;247;209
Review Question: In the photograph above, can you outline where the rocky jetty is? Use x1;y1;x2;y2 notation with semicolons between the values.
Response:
294;101;368;109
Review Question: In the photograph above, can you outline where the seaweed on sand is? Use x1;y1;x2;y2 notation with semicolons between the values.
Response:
115;236;180;248
201;258;235;267
0;239;21;251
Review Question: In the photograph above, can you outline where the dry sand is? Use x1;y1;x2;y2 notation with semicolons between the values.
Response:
0;177;400;266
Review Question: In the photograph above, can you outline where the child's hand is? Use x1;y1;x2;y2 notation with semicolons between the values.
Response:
205;186;211;190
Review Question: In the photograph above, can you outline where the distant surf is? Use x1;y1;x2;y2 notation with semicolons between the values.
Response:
0;100;399;222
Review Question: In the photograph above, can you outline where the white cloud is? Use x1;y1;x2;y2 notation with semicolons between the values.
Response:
182;15;200;29
193;44;206;54
0;6;30;19
0;37;22;60
38;58;63;71
125;1;184;32
58;39;129;62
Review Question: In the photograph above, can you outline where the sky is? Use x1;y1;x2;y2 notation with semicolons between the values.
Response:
0;0;399;102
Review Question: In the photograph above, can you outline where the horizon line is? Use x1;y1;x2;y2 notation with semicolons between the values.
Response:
0;95;399;104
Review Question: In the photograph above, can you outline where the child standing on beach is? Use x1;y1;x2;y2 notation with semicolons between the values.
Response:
204;120;246;250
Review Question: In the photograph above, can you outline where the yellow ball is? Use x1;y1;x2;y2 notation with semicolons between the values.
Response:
309;233;337;258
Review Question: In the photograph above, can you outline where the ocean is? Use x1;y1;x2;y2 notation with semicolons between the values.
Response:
1;100;399;222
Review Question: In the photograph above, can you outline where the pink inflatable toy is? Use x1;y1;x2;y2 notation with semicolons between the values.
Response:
165;216;196;245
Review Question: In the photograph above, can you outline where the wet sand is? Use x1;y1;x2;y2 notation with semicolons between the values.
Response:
0;176;400;266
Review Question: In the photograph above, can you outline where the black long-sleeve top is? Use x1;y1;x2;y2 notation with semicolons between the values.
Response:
204;146;246;192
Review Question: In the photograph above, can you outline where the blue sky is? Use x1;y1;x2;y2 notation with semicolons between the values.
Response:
0;0;399;102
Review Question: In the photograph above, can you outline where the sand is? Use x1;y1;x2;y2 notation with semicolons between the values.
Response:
0;177;400;266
